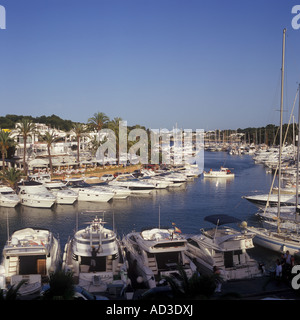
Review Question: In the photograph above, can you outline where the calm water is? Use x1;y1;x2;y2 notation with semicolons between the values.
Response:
0;151;280;268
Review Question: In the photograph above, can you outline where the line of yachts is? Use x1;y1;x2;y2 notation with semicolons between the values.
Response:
0;167;196;209
0;165;266;299
0;213;264;299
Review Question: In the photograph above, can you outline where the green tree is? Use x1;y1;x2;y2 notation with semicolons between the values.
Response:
0;130;15;171
39;131;59;175
107;117;122;162
42;271;75;300
88;112;109;132
72;123;87;163
0;167;23;190
163;266;217;300
0;280;26;300
16;118;36;175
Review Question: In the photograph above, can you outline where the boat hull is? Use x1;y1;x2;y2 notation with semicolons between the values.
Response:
19;196;55;208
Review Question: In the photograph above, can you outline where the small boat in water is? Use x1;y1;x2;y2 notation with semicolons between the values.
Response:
64;178;114;202
44;180;78;204
242;193;297;209
0;185;20;208
122;226;197;289
109;174;156;194
17;181;56;208
203;167;234;178
185;215;263;281
62;215;128;296
0;228;61;295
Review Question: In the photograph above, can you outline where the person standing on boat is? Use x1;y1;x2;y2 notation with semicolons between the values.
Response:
90;245;100;272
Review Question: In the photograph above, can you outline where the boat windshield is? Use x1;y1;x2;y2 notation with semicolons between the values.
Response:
67;180;90;188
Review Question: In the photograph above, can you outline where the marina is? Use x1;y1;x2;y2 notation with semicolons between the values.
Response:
1;150;300;299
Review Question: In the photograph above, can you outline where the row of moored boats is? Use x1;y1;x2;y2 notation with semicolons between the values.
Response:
0;165;199;209
0;213;264;298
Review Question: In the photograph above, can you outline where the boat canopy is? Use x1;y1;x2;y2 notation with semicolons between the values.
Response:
204;214;241;226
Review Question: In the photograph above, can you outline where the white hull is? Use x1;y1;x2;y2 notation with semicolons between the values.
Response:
19;195;55;208
0;199;20;208
247;226;300;255
77;191;114;202
203;167;234;178
56;195;77;204
0;186;20;207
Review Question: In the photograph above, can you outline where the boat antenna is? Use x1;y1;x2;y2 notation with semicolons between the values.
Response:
277;28;286;233
213;218;219;243
158;204;161;229
6;209;9;242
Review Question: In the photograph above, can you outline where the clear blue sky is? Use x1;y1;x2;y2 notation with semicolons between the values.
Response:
1;0;300;131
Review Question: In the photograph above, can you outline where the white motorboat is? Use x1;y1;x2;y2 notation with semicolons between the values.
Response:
62;216;128;295
242;193;297;209
17;181;56;208
98;185;131;199
44;180;78;204
203;167;234;178
0;185;20;207
0;228;61;295
122;227;197;289
64;178;114;202
28;173;51;183
185;215;263;281
140;176;172;189
159;172;187;187
108;174;155;194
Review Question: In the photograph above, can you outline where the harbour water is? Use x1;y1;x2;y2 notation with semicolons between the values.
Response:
0;151;280;269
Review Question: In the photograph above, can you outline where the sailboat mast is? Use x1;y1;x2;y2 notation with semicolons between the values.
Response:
296;84;300;221
277;28;286;232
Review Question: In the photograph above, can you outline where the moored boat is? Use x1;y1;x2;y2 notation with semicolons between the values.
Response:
203;167;234;178
0;228;61;295
17;181;56;208
122;226;197;289
0;185;20;208
62;215;129;296
185;215;263;281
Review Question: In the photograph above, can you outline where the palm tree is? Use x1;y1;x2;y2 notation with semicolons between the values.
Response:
39;131;59;175
0;279;26;300
88;112;109;132
0;130;15;171
72;123;86;163
163;265;217;300
108;117;122;163
0;167;23;190
16;119;36;175
42;271;74;300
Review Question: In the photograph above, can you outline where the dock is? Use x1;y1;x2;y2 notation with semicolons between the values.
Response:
213;275;300;300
